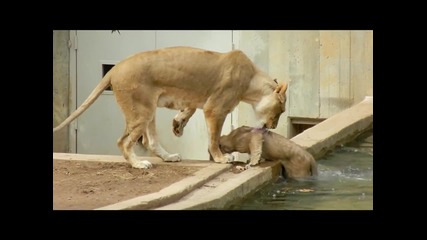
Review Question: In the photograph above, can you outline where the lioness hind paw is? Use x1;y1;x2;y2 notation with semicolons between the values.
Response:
164;153;182;162
131;160;153;169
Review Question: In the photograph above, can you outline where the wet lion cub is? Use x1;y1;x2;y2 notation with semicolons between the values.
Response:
219;126;318;178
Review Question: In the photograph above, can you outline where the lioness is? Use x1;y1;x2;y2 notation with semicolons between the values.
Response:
53;46;287;169
219;126;318;178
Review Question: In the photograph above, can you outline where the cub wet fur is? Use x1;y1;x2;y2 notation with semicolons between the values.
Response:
219;126;318;178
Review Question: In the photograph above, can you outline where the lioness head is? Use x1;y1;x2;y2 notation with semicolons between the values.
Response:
254;82;288;129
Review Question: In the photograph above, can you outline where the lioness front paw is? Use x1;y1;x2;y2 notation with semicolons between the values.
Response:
131;160;153;169
245;160;260;169
226;153;235;163
164;153;182;162
172;119;184;137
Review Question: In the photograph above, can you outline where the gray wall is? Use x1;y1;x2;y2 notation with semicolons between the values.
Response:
53;30;70;152
236;30;373;137
52;30;373;152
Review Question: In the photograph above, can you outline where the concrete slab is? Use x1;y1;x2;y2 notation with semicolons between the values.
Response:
156;161;281;210
96;163;232;210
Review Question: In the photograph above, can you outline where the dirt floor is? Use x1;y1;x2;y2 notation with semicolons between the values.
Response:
53;160;202;210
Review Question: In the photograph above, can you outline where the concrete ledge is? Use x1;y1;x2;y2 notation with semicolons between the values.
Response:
155;161;281;210
292;96;373;159
96;163;232;210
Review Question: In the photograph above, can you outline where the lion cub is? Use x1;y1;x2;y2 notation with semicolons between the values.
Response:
219;126;318;178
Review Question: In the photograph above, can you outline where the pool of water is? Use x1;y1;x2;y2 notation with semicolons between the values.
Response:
227;133;373;210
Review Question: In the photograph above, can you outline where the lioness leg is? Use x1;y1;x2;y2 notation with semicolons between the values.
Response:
114;88;157;169
172;108;196;137
117;124;148;152
117;123;129;154
119;120;153;169
204;107;235;164
117;126;129;153
147;115;181;162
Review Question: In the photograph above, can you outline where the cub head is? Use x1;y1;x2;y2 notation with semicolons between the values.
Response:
254;82;288;129
219;126;253;154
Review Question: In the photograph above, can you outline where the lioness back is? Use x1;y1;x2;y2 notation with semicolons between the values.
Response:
112;46;256;92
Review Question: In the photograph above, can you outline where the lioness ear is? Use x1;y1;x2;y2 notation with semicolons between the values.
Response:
275;82;288;103
279;82;288;96
274;83;282;93
276;92;285;103
274;82;288;94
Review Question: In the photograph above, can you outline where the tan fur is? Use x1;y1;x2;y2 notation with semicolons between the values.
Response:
53;46;287;168
219;126;318;178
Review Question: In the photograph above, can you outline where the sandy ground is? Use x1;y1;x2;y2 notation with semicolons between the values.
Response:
53;160;201;210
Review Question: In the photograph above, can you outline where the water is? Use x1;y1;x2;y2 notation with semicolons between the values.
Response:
227;133;373;210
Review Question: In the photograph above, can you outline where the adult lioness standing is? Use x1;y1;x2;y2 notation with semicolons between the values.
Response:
53;46;288;169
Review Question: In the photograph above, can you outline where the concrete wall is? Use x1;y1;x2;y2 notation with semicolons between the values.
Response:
236;30;373;138
52;30;372;152
351;31;373;104
53;30;70;152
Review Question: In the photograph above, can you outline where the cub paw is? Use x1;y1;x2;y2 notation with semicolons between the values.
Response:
236;166;246;171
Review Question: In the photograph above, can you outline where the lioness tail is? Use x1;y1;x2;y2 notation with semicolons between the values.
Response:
53;70;113;132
